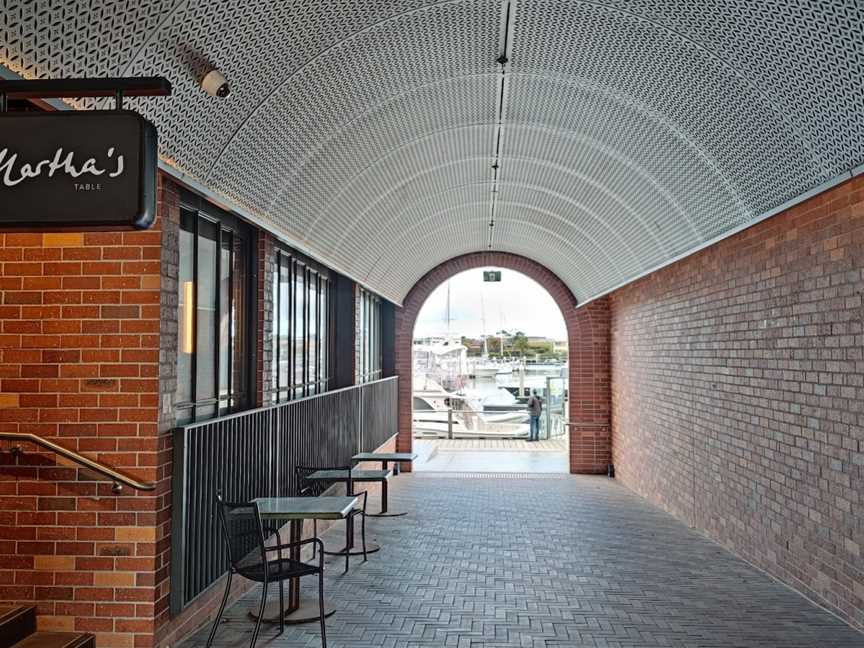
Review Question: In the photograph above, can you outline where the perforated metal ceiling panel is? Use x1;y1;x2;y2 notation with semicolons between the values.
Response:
2;1;862;304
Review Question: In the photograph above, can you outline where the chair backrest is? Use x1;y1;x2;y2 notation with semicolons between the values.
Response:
215;495;267;574
294;465;352;497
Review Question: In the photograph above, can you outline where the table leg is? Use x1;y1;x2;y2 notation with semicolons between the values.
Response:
365;478;407;517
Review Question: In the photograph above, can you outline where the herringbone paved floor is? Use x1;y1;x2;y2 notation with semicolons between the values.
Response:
182;475;863;647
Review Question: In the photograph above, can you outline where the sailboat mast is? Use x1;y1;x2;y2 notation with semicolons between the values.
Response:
480;291;487;358
445;280;451;338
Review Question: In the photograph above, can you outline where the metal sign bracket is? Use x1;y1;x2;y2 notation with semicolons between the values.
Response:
0;76;171;113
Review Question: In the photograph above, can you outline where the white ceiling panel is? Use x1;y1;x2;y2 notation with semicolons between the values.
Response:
2;0;862;303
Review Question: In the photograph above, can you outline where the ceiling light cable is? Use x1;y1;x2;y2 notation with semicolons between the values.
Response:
489;0;513;249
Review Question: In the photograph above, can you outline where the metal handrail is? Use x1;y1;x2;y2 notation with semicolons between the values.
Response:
564;421;610;429
177;376;399;432
412;407;532;414
0;432;155;493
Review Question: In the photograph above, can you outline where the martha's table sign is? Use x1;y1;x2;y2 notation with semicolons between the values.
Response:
0;110;157;230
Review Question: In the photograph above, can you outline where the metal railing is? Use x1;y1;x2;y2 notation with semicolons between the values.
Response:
545;412;568;439
0;432;155;493
412;408;528;439
170;376;397;614
412;407;568;440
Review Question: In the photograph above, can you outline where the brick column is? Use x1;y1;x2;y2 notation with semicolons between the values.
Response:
0;174;171;647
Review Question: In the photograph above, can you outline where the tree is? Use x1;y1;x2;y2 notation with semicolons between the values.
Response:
512;331;529;357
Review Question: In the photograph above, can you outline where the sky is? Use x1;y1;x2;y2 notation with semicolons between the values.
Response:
413;268;567;340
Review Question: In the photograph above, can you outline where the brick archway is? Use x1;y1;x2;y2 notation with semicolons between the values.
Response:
394;252;611;473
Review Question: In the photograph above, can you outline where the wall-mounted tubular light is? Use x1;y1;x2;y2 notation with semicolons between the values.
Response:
181;281;195;354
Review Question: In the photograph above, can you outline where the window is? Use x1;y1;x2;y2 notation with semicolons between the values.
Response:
176;199;253;424
358;288;382;383
272;251;331;401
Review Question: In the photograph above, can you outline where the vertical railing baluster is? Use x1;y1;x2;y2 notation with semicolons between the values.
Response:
170;377;398;613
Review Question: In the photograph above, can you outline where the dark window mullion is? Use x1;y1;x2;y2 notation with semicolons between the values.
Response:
290;258;296;397
276;253;283;400
303;267;310;397
191;215;199;420
227;231;234;409
214;227;222;414
318;276;323;390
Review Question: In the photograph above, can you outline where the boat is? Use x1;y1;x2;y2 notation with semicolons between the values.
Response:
471;361;499;378
523;361;564;374
413;338;468;392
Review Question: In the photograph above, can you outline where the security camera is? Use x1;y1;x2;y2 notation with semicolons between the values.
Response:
201;70;230;98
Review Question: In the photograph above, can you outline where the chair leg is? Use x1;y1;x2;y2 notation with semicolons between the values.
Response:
318;569;327;648
278;578;285;636
206;571;232;648
312;520;318;559
250;580;268;648
344;517;351;574
361;513;368;562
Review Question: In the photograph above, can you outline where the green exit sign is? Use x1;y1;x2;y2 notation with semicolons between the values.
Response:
483;270;501;282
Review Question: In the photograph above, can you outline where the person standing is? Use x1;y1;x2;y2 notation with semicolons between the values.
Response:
527;389;543;441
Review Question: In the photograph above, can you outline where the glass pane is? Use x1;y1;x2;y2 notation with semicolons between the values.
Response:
319;281;328;387
196;403;216;422
196;219;218;401
375;297;381;377
219;233;231;398
232;235;247;409
293;265;305;393
278;258;291;390
176;219;194;405
176;406;193;426
272;255;280;393
307;273;318;393
359;292;366;378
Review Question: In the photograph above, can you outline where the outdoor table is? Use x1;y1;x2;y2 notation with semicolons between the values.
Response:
352;451;417;476
250;496;358;624
306;467;396;525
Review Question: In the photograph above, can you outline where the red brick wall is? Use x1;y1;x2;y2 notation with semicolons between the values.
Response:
610;175;864;631
394;251;611;473
0;177;172;647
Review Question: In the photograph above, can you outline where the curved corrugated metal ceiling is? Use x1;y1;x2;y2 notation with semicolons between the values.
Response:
2;1;863;303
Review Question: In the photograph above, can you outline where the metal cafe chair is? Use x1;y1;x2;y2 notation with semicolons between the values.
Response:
208;495;327;648
295;465;368;573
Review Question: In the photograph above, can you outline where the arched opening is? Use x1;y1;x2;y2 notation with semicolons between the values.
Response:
394;252;612;474
411;267;570;472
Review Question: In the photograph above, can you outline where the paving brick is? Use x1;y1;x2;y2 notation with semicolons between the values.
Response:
179;475;863;648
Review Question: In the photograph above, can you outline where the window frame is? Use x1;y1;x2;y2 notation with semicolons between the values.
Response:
175;191;257;424
272;247;333;402
358;287;383;383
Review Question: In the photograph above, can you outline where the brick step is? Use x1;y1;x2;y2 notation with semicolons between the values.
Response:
0;606;34;648
10;633;94;648
0;606;94;648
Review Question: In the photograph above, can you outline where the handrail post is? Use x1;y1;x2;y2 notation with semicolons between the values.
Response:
447;408;454;439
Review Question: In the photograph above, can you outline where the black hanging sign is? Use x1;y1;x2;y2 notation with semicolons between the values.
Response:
0;111;157;229
0;77;170;231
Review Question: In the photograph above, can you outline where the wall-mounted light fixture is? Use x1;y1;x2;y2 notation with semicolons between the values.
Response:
181;281;195;353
